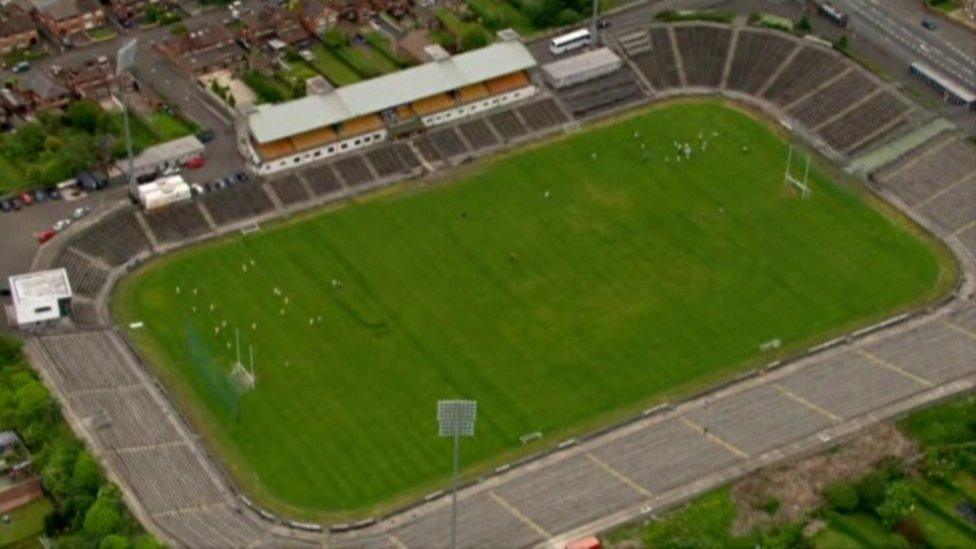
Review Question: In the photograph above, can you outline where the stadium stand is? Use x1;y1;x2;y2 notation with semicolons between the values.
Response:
457;119;500;151
302;163;344;196
787;71;876;128
918;177;976;234
268;175;311;206
200;183;275;225
156;506;265;549
555;69;642;117
69;298;99;327
724;30;798;95
73;387;181;449
873;135;975;206
429;127;470;159
54;248;109;298
71;210;151;266
487;110;528;141
413;135;442;163
334;155;375;188
817;90;910;153
108;444;225;513
36;331;140;391
365;143;421;178
143;202;211;244
762;46;846;107
673;25;732;88
958;225;976;259
627;27;682;90
517;98;570;131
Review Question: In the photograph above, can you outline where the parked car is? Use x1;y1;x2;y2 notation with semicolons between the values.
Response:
196;129;215;143
184;156;206;169
19;191;33;206
191;183;205;196
33;188;48;203
235;171;249;182
72;205;90;219
0;199;12;212
45;187;61;200
11;197;23;210
922;19;938;30
12;61;29;73
76;171;106;191
222;176;236;187
37;228;56;244
53;219;71;232
137;171;159;184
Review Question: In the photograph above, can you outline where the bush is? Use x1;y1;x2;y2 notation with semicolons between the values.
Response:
823;482;859;512
876;481;916;529
834;35;850;51
796;15;811;32
460;27;490;51
322;28;347;49
760;496;781;515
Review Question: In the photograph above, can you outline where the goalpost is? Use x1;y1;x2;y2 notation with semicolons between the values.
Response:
228;329;256;393
784;141;812;198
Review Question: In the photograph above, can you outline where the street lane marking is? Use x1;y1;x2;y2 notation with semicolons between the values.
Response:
773;383;841;422
858;349;934;387
488;491;552;539
586;453;654;498
679;417;749;459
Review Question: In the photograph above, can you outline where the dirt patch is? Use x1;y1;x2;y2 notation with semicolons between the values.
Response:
730;422;919;534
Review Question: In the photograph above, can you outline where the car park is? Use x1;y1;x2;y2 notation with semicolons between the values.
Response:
72;205;90;219
235;171;248;182
19;192;33;206
222;176;236;187
11;197;23;210
45;187;61;200
76;171;106;192
36;228;56;244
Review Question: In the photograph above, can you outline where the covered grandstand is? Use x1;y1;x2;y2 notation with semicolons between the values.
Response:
239;35;538;174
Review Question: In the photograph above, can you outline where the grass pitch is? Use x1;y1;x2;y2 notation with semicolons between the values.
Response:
115;102;950;517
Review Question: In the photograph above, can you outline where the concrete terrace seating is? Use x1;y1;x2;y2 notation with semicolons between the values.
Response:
429;127;470;159
517;98;569;131
918;178;976;234
725;30;797;95
268;175;311;206
673;25;732;88
334;155;375;188
817;90;910;154
958;225;976;259
72;386;181;449
628;27;682;90
36;331;140;392
155;506;264;548
69;298;99;327
108;444;225;514
487;110;528;141
201;183;275;225
458;119;500;150
143;202;211;244
71;210;150;266
874;135;976;206
302;163;344;196
762;46;846;107
54;248;109;298
787;71;877;128
365;142;421;178
557;70;642;117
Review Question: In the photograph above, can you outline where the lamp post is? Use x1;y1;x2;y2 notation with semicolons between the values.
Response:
116;39;138;199
437;399;477;549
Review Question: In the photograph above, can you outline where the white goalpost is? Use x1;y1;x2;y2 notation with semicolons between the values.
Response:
784;141;812;198
228;329;256;393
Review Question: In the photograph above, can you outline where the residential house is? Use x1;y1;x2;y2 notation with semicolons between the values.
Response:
19;70;70;110
0;6;38;54
108;0;160;23
58;55;116;100
240;5;311;49
19;0;105;43
156;24;246;75
294;0;337;37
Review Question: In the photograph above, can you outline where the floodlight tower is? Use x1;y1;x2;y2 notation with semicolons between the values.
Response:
590;0;600;45
437;399;477;549
116;39;138;200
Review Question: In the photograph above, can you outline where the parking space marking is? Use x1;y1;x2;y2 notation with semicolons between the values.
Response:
488;491;551;539
858;349;934;387
773;383;841;422
586;453;654;498
679;417;749;459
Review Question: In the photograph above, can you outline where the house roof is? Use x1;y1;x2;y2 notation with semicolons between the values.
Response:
22;71;68;99
9;269;72;306
0;8;36;36
247;38;536;143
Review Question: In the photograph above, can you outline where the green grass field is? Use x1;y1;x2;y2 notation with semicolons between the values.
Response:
114;102;950;518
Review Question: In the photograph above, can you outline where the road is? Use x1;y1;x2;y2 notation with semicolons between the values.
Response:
833;0;976;90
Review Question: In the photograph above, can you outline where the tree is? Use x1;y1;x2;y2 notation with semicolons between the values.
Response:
556;8;582;26
823;482;859;512
99;534;130;549
460;27;489;51
71;450;103;497
66;100;102;134
796;15;811;32
834;35;850;51
83;487;123;537
322;27;347;49
876;481;916;529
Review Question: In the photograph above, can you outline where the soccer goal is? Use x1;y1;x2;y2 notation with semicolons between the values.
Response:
227;330;256;393
784;142;811;198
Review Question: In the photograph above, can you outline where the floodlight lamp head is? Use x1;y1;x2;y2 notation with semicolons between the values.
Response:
437;400;477;438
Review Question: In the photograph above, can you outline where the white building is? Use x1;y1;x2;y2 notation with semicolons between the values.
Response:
8;269;72;327
542;48;623;89
137;175;192;210
239;32;539;175
124;135;205;179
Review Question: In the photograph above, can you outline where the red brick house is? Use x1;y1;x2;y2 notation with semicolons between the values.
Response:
108;0;160;22
240;5;312;49
19;0;105;43
58;55;116;100
156;24;246;75
0;6;38;55
294;0;337;37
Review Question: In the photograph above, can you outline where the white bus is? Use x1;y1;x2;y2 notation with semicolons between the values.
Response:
550;28;592;55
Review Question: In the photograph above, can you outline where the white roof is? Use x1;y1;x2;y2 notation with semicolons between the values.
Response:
542;48;621;80
9;269;72;305
247;40;537;143
130;135;205;172
911;61;976;103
